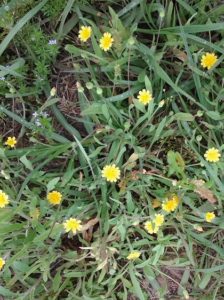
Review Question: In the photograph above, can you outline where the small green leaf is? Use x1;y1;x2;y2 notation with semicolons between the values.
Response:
144;75;152;92
129;265;145;300
173;112;194;121
20;155;33;171
167;150;185;177
47;177;60;192
206;111;224;120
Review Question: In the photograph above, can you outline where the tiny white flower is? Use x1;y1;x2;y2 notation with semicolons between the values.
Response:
32;112;39;118
172;180;177;186
48;39;57;45
35;118;42;127
41;112;49;118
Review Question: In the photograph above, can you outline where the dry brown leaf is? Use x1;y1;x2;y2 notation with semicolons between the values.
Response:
152;199;161;208
82;217;99;242
192;179;217;204
172;48;188;62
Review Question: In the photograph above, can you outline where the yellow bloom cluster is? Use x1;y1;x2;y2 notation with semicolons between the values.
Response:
144;213;164;235
162;195;179;213
0;190;9;208
78;26;92;42
63;218;82;235
201;52;218;70
47;191;62;205
0;257;5;270
99;32;114;51
102;164;120;183
78;25;113;52
5;136;17;148
46;190;83;235
154;213;165;226
205;212;215;223
137;89;153;105
204;148;221;163
144;220;158;234
127;251;141;260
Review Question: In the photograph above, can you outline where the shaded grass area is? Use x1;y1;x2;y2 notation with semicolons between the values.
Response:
0;0;224;299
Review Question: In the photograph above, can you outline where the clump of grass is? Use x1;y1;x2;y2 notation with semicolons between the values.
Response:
0;1;224;299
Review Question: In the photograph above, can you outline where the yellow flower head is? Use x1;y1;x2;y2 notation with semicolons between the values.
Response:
47;191;62;205
201;52;218;70
204;148;221;163
63;218;82;235
5;136;17;148
0;190;9;208
205;212;215;223
171;194;179;206
144;221;159;234
162;195;179;213
102;164;120;183
78;26;92;42
0;257;5;270
154;214;164;227
99;32;114;51
127;251;141;260
137;89;153;105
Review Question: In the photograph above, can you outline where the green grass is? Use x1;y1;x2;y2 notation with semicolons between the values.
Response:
0;0;224;299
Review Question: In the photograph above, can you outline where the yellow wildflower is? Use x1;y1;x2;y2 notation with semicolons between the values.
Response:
102;164;120;183
154;214;164;227
63;218;82;235
127;251;141;260
162;195;179;213
0;258;5;270
0;190;9;208
137;89;153;105
5;136;17;148
205;212;215;223
204;148;221;163
171;194;179;206
78;26;92;42
99;32;113;51
144;221;159;234
47;191;62;205
201;52;218;70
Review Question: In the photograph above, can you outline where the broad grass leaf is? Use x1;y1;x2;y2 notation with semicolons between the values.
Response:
47;177;60;192
124;152;139;170
129;265;145;300
0;0;48;56
173;112;194;121
144;75;152;92
206;111;224;121
167;150;185;177
82;103;103;115
199;273;212;289
0;287;17;297
20;155;33;171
